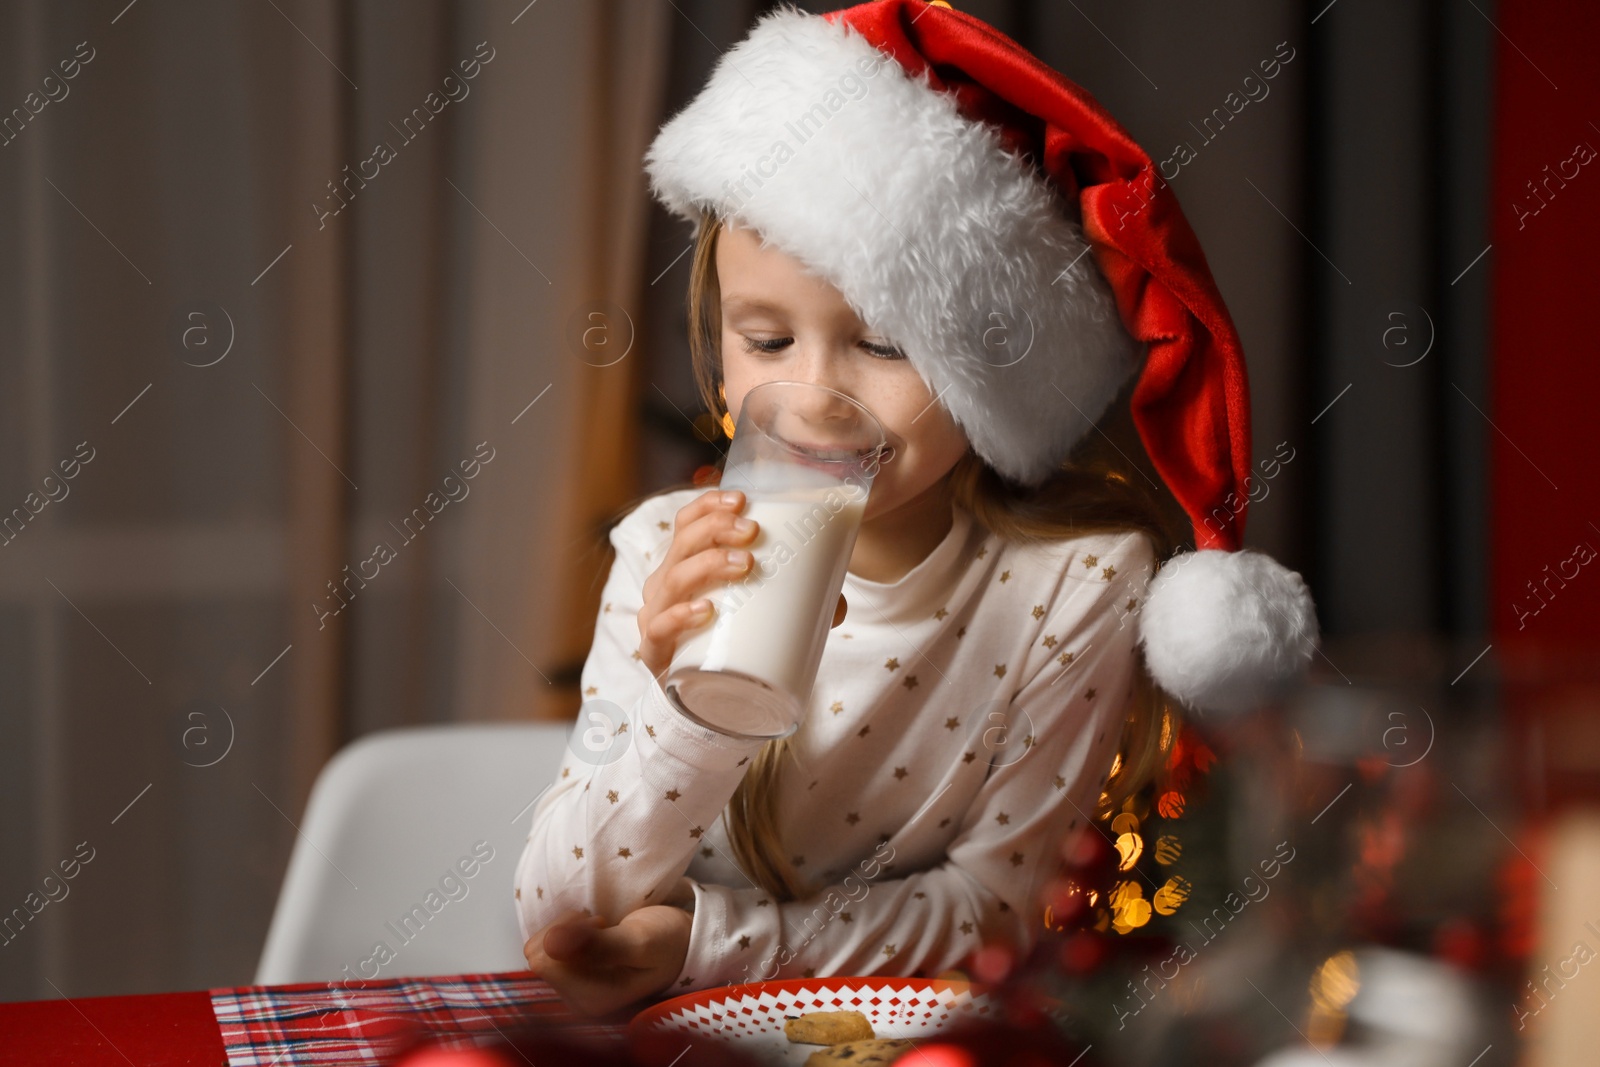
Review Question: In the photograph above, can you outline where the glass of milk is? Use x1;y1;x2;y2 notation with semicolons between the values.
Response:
663;379;887;739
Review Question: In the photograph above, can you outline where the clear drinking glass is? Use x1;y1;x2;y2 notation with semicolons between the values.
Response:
663;379;888;739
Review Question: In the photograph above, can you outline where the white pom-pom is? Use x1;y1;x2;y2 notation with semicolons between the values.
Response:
1137;549;1319;716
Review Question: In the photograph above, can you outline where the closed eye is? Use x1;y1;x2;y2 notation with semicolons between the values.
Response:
741;336;792;354
859;340;906;360
738;336;906;360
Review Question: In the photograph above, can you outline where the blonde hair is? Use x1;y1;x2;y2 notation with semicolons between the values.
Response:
666;210;1187;904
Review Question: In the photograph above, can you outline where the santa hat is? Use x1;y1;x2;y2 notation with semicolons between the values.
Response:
642;0;1318;715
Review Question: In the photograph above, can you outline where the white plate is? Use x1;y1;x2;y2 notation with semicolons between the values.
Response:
627;976;999;1066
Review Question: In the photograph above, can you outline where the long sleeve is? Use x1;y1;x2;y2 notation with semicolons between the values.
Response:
666;530;1155;989
513;493;766;942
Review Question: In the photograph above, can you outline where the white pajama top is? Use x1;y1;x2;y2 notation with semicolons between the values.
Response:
513;486;1154;992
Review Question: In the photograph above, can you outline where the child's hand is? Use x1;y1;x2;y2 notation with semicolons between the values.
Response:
523;905;694;1018
637;489;759;676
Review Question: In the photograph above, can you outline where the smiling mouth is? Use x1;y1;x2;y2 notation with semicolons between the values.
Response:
788;439;868;459
782;441;890;476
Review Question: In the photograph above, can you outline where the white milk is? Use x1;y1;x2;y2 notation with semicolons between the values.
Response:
666;477;868;737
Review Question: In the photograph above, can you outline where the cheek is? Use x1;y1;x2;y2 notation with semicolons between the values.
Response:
879;384;964;453
719;369;755;422
718;343;778;413
876;399;967;480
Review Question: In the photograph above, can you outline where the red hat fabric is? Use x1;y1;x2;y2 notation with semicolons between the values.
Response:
827;0;1252;553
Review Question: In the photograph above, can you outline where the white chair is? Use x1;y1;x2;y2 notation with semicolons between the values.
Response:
255;721;571;984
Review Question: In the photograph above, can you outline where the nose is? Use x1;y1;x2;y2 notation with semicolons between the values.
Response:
756;343;884;454
781;384;882;459
781;387;855;452
789;378;855;424
784;343;856;402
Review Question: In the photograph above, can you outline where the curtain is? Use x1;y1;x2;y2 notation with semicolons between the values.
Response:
0;0;668;1000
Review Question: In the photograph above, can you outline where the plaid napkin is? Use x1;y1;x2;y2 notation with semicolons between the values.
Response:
209;971;628;1066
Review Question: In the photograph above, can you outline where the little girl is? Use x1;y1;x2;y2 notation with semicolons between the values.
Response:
515;0;1317;1017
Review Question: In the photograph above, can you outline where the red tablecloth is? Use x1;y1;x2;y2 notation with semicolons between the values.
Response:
0;972;628;1067
0;989;223;1066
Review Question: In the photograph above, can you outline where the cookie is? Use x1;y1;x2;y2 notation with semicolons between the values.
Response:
783;1009;875;1045
802;1038;914;1066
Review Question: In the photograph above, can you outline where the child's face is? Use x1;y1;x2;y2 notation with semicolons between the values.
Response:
716;220;970;520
